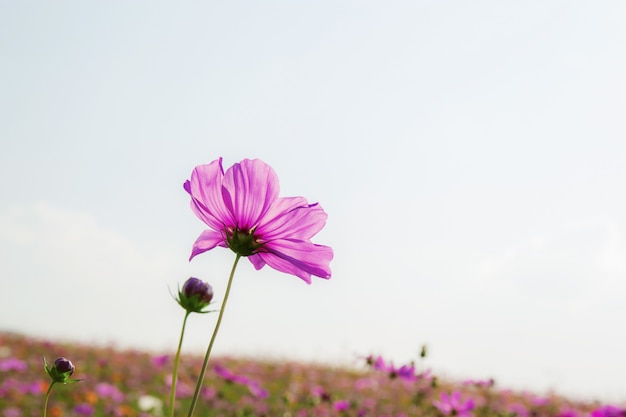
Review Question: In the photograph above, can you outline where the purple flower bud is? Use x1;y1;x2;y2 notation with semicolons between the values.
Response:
177;277;214;313
183;277;213;303
44;356;79;384
53;357;74;375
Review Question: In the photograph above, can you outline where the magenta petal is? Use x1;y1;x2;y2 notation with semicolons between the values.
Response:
248;254;266;270
257;196;308;226
221;159;279;229
258;240;333;283
257;200;328;241
190;229;227;260
185;159;234;230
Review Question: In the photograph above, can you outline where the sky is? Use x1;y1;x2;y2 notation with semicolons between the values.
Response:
1;0;626;404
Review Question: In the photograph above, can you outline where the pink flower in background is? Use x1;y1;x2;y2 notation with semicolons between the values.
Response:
214;364;268;398
365;355;417;382
2;407;21;417
333;400;350;411
390;363;417;382
201;387;217;400
0;358;27;372
557;408;580;417
591;405;625;417
310;385;332;402
433;391;475;417
18;381;43;395
184;158;333;283
246;381;269;399
95;382;125;403
366;355;388;371
151;354;169;368
507;402;529;417
73;404;94;417
214;364;250;385
462;378;494;388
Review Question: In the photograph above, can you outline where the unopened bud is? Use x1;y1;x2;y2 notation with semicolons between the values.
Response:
177;277;214;313
44;356;80;384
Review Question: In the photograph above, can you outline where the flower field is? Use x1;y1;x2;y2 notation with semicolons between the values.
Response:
1;332;620;417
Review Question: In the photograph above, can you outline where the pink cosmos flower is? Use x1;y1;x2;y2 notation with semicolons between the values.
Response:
95;382;125;403
0;358;28;372
390;363;417;382
333;400;350;411
184;158;333;283
433;391;475;417
365;355;417;382
214;364;268;398
151;354;169;368
591;405;625;417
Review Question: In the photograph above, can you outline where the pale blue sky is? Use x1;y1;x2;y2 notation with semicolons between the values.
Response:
1;0;626;403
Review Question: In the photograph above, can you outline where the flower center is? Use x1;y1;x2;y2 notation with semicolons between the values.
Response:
226;226;263;257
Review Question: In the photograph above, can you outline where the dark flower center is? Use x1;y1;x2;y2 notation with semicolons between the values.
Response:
226;226;263;257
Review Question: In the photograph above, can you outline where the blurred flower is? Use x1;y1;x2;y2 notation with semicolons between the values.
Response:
311;385;332;402
462;378;495;388
591;405;625;417
333;400;350;411
557;408;580;417
175;381;194;398
184;158;333;283
433;391;475;417
176;277;214;313
531;396;550;406
19;380;44;394
214;363;250;384
0;358;27;372
214;363;268;398
365;355;387;371
366;355;417;382
151;354;169;368
138;395;163;416
95;382;125;402
390;363;417;382
507;402;529;417
201;387;217;400
3;407;21;417
354;378;375;390
247;381;269;399
44;356;79;384
73;404;94;417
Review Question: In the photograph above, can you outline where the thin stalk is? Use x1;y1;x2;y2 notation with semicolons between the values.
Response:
169;311;191;417
186;254;242;417
42;381;55;417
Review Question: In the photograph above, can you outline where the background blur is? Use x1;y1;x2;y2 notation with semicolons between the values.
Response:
1;0;625;403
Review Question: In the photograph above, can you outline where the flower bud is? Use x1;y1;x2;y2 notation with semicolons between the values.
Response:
44;356;79;384
420;344;428;359
177;277;214;313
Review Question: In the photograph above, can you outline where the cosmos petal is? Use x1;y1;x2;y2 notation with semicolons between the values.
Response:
221;159;279;230
258;239;334;283
184;158;234;230
190;229;228;260
248;253;266;270
257;200;328;241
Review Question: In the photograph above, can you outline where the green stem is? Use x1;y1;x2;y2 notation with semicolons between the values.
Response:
42;381;55;417
169;311;191;417
186;254;242;417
